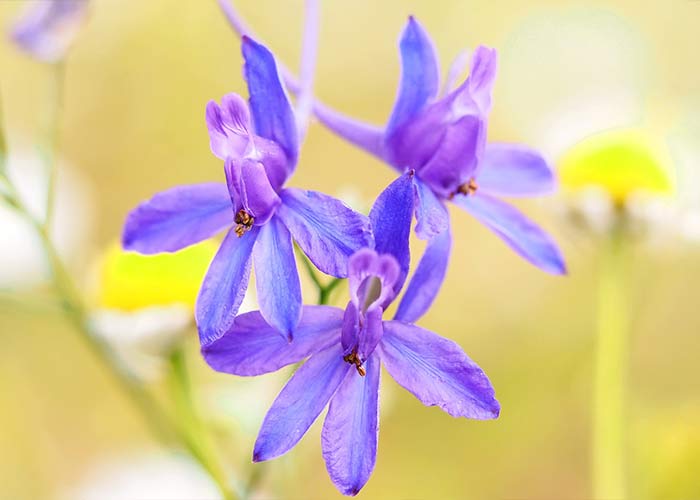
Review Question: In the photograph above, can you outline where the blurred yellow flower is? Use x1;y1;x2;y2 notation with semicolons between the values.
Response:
98;241;217;311
559;129;674;203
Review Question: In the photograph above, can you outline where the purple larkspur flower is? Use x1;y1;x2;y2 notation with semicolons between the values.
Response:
308;17;566;310
122;37;372;344
201;178;499;495
9;0;89;63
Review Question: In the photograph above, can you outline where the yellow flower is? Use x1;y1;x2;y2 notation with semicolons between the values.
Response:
97;240;217;311
559;129;674;204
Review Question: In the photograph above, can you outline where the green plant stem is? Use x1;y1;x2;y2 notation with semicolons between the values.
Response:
592;227;628;500
169;347;237;500
2;183;237;498
42;62;65;231
319;277;342;305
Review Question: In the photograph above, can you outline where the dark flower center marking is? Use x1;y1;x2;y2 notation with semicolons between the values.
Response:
456;178;478;197
234;209;254;237
343;350;366;377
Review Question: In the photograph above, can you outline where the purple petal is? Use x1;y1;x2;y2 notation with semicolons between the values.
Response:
386;17;440;139
277;188;373;278
312;101;386;162
242;37;299;168
253;216;302;339
10;0;88;63
122;183;232;254
413;177;449;240
394;228;451;323
202;305;343;376
225;157;281;225
205;94;251;160
476;143;556;197
461;45;498;115
253;345;350;462
322;355;380;496
379;321;499;419
347;249;401;311
341;301;360;355
442;50;470;96
416;113;486;198
196;227;259;346
357;307;383;362
453;192;567;275
369;173;415;295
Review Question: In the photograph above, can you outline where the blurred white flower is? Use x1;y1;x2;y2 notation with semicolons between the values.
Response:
89;305;192;380
0;149;93;288
62;451;221;500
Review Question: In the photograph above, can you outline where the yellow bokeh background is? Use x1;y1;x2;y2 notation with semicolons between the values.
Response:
1;0;699;499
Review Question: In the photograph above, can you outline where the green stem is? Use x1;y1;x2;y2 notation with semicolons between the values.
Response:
169;348;238;500
2;183;238;497
592;227;628;499
318;278;342;305
43;62;65;231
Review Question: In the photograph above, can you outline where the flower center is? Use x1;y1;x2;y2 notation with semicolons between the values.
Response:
343;350;366;377
454;178;478;198
234;209;254;237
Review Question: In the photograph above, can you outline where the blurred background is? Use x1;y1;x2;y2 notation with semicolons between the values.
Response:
1;0;699;498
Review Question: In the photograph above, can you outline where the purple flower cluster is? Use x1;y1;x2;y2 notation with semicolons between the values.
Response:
118;11;566;497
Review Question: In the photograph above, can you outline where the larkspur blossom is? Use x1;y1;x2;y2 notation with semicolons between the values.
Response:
9;0;89;63
123;37;372;344
201;178;499;496
215;8;567;315
307;17;567;306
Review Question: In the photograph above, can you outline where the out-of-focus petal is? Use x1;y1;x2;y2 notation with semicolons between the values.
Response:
312;102;386;162
453;192;566;275
196;227;258;345
253;345;350;462
413;176;449;239
242;37;299;167
205;94;251;160
322;355;380;496
462;45;498;115
417;114;486;198
386;17;440;139
379;321;500;419
369;173;415;295
10;0;88;63
122;184;232;254
477;143;555;197
277;188;373;277
253;216;302;339
394;227;451;323
202;306;343;376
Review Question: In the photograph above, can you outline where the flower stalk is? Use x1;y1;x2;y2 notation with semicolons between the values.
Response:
592;221;629;499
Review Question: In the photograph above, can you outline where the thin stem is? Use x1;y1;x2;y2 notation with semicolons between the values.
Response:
43;62;65;231
2;177;238;498
319;278;342;305
295;0;320;137
592;226;628;499
216;0;300;92
169;347;238;500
